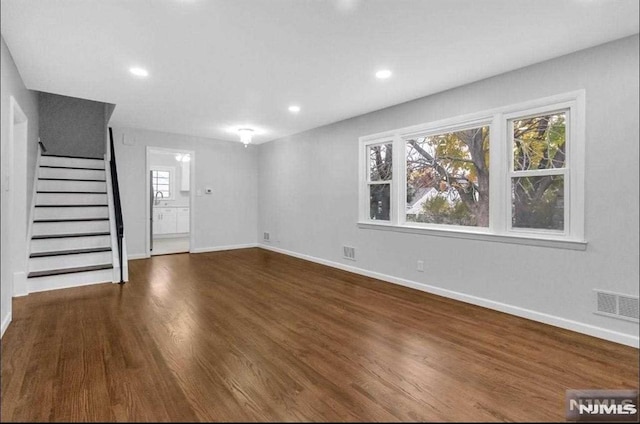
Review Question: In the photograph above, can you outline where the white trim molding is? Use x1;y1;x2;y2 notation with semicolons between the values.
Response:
191;243;258;254
128;253;148;260
1;309;11;338
258;244;638;348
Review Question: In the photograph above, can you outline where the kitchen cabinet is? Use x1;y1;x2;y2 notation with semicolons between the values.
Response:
153;207;177;234
177;207;190;233
181;162;190;191
153;207;190;235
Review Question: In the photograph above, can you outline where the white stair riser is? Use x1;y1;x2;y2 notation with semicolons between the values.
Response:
30;235;111;253
40;156;104;169
32;220;110;236
27;269;114;292
38;179;106;193
29;251;112;272
36;193;108;205
34;206;109;220
39;167;105;180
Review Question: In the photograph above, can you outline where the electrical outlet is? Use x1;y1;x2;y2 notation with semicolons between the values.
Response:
417;260;424;272
263;232;270;242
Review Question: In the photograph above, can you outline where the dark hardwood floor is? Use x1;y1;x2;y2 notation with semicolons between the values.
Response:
1;248;638;422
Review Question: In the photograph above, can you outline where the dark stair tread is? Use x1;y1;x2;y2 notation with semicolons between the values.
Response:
40;165;105;171
38;178;106;182
34;218;109;223
28;264;113;278
35;204;108;208
30;247;112;258
42;154;104;161
37;191;107;194
32;232;110;240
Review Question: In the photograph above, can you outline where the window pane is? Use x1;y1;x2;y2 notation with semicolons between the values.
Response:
512;175;564;230
406;126;490;227
369;143;392;181
369;184;390;220
513;112;566;171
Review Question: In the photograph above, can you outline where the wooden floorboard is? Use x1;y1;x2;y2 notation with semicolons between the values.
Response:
1;248;637;422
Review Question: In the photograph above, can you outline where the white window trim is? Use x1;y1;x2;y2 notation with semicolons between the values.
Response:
151;165;176;201
357;90;586;250
361;139;395;222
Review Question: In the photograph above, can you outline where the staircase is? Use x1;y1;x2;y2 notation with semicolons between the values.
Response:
27;154;115;291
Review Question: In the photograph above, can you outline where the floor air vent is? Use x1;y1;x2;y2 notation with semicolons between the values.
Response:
343;246;355;261
595;290;639;322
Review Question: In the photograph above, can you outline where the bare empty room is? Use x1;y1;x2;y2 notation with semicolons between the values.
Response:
1;1;638;422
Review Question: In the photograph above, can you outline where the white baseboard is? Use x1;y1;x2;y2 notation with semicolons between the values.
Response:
128;253;148;260
1;310;11;338
27;269;113;293
191;243;258;254
259;244;639;348
129;244;258;259
13;271;28;297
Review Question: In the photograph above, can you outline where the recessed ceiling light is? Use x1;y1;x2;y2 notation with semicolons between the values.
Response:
375;69;392;79
129;67;149;77
288;105;301;113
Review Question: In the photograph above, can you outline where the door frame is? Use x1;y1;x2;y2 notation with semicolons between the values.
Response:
7;97;29;297
145;146;195;257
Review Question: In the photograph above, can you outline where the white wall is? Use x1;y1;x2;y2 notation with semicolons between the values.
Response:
0;36;39;337
112;127;258;257
257;35;640;345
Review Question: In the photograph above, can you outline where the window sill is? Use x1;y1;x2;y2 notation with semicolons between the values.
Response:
357;222;587;251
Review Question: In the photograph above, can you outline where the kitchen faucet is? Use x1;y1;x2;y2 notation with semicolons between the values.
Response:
154;190;164;206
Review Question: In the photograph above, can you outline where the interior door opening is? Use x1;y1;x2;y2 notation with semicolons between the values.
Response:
148;148;193;256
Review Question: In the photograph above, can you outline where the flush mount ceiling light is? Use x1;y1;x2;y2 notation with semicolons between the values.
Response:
175;153;191;162
375;69;392;79
129;67;149;77
237;128;254;147
288;105;301;113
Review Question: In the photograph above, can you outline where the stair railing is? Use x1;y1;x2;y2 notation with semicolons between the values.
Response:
108;128;125;284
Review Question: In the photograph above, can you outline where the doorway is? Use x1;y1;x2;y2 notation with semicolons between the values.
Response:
146;147;194;256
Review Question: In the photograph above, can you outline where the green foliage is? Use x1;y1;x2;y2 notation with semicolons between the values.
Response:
511;113;567;230
513;113;566;171
406;126;489;226
409;194;476;226
512;176;564;230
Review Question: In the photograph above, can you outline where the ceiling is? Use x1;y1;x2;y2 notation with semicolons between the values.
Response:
2;0;638;144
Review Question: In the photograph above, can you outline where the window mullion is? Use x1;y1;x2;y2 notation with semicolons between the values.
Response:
509;169;566;178
392;135;404;226
490;114;505;234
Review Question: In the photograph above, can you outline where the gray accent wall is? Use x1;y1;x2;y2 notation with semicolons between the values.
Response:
257;35;640;344
39;92;108;158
